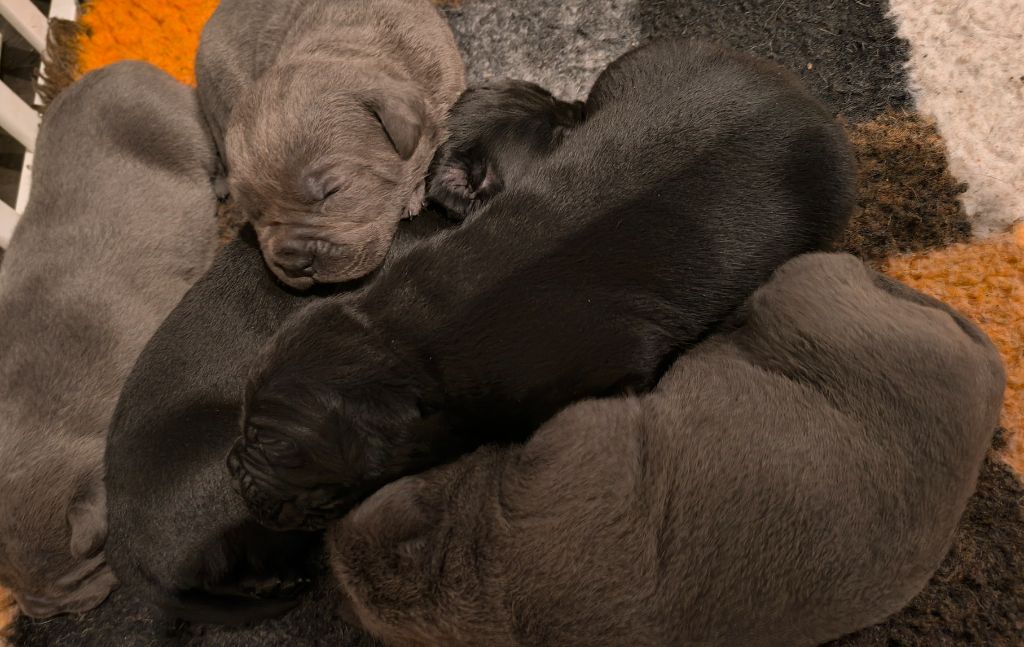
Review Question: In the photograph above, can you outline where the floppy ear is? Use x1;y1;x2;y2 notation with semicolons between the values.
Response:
68;481;108;559
370;92;426;160
556;99;586;126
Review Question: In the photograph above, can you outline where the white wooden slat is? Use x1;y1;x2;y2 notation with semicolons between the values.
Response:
0;0;48;52
15;150;32;211
48;0;78;21
15;2;82;217
1;0;81;248
0;199;19;248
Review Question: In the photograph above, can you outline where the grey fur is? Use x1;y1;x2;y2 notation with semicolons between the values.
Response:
0;61;218;618
327;253;1005;647
195;0;465;288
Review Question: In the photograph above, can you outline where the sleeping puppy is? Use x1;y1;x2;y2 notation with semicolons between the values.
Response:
104;217;456;624
327;253;1006;647
195;0;466;288
0;61;218;618
227;39;858;531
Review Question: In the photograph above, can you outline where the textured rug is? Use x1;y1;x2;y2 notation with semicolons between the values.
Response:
4;0;1022;644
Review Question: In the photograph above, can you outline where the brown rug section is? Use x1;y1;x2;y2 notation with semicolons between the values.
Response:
1;588;13;644
36;18;83;109
839;110;973;263
830;430;1024;646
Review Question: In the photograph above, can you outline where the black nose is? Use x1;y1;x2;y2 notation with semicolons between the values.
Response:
274;240;315;278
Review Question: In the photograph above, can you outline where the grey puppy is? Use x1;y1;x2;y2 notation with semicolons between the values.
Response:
0;61;218;618
195;0;466;288
327;253;1005;647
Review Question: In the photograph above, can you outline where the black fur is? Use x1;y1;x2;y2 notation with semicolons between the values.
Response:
426;79;585;218
103;214;455;623
228;39;857;531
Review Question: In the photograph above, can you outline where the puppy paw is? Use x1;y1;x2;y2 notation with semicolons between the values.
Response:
226;436;347;532
212;173;231;202
403;182;427;218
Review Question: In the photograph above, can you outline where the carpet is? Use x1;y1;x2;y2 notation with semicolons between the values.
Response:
4;0;1022;644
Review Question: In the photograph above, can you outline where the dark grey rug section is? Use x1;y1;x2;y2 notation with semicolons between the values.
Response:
632;0;913;120
441;0;640;101
11;1;1023;645
441;0;911;119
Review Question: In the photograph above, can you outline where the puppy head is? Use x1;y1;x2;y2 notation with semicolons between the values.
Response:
228;302;449;531
226;64;432;289
428;80;585;218
0;431;117;618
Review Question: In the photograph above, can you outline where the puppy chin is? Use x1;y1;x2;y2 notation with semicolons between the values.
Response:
271;266;316;290
310;237;393;285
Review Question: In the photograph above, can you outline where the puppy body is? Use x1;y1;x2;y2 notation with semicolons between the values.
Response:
328;253;1006;647
196;0;466;287
230;39;857;530
0;62;218;618
103;232;319;625
104;215;456;623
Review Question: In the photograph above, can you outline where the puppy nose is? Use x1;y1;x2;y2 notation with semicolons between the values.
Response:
273;240;315;278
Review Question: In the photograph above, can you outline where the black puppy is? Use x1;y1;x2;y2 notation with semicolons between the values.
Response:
103;216;454;623
228;39;857;531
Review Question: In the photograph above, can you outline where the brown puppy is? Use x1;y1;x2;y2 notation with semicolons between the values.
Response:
0;62;218;618
196;0;466;288
327;253;1005;647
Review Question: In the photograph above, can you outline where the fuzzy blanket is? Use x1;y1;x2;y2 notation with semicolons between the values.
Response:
4;0;1022;644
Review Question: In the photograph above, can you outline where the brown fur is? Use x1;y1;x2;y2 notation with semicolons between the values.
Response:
196;0;466;288
830;430;1024;646
327;253;1005;647
0;61;218;618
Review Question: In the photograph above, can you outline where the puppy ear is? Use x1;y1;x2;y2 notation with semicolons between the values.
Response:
67;481;108;559
427;148;499;219
371;92;425;160
556;99;586;126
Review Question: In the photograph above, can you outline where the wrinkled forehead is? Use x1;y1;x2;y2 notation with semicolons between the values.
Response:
235;70;385;147
229;114;394;198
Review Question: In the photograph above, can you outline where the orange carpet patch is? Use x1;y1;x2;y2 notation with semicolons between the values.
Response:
0;588;13;641
885;225;1024;475
76;0;218;85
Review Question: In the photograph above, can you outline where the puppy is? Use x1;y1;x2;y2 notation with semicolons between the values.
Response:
0;61;218;618
195;0;466;288
327;253;1006;647
104;217;456;623
227;39;858;531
